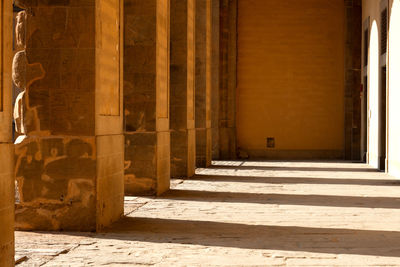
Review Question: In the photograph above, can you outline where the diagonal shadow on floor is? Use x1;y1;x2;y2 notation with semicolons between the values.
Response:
96;217;400;257
209;165;379;173
190;174;400;186
159;189;400;209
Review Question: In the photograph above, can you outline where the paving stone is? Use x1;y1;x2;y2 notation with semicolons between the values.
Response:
15;161;400;266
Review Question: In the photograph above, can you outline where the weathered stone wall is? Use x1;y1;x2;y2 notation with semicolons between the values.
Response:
14;0;124;231
124;0;171;195
15;137;97;230
170;0;196;178
195;0;212;167
0;1;14;265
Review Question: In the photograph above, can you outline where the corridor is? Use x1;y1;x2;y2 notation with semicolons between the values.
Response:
15;161;400;266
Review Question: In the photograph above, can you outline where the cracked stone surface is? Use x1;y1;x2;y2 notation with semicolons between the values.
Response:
15;161;400;266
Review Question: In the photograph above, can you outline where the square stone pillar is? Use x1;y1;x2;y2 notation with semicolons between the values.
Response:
0;1;14;265
195;0;213;167
124;0;171;195
170;0;196;178
14;0;124;231
211;0;220;160
219;0;237;160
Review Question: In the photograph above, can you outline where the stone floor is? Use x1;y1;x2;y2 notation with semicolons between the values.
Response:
15;161;400;266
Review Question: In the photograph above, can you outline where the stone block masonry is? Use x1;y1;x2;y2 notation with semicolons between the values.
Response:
124;0;171;196
195;0;213;167
13;0;125;232
170;0;196;178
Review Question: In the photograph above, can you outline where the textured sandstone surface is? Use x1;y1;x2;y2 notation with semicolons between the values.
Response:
195;0;212;168
170;0;196;179
124;0;171;196
15;161;400;266
13;0;124;232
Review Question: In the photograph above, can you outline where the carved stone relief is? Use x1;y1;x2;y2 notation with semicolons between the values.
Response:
12;9;45;142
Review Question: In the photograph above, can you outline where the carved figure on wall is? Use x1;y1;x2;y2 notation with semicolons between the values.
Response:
12;50;45;143
13;0;28;10
15;138;96;204
12;10;45;144
15;11;26;48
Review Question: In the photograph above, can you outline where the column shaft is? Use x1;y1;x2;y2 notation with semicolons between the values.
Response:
211;0;220;160
195;0;212;167
124;0;171;195
219;0;237;160
170;0;196;178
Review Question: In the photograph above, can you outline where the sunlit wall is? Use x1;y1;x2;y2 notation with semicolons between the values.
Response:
388;0;400;177
364;0;400;177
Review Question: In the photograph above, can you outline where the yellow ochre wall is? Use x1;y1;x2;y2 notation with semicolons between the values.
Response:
237;0;345;159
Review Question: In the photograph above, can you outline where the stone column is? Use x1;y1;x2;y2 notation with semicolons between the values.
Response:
344;0;362;160
0;1;14;265
14;0;124;231
211;0;220;160
124;0;171;195
219;0;237;160
170;0;196;178
195;0;212;167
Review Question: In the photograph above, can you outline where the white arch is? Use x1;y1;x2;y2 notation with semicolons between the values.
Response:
368;20;380;168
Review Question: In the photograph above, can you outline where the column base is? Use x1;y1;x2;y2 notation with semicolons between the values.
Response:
14;135;124;231
125;131;170;196
171;129;196;178
196;128;212;168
